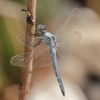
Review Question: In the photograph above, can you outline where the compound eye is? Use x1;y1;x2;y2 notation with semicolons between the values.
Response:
40;27;42;30
43;25;47;30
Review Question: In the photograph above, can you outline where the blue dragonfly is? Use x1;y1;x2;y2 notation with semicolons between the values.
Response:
10;8;82;96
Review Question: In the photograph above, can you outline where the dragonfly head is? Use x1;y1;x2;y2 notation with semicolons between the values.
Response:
37;24;47;34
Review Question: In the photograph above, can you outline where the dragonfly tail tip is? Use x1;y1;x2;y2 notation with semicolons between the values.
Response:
62;91;65;96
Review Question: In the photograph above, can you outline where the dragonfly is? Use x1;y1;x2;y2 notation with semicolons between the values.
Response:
10;8;82;96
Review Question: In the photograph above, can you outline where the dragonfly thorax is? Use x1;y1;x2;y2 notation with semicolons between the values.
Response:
42;32;57;48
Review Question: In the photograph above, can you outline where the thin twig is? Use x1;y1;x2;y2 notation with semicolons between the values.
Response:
18;0;37;100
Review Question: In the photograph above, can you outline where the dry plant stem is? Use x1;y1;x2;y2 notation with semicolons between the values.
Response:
18;0;37;100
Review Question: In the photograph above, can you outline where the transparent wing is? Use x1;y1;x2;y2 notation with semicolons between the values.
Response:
16;34;42;48
55;8;80;43
13;33;52;68
10;52;31;67
33;48;52;68
10;48;52;68
56;31;82;58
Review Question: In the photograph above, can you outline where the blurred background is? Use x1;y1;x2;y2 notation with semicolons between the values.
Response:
0;0;100;100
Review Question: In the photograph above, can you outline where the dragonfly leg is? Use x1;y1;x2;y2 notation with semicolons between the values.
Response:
23;39;42;47
33;39;42;47
23;40;33;47
32;33;41;37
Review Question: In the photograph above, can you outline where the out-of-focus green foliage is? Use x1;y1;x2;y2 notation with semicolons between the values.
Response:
0;1;26;99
